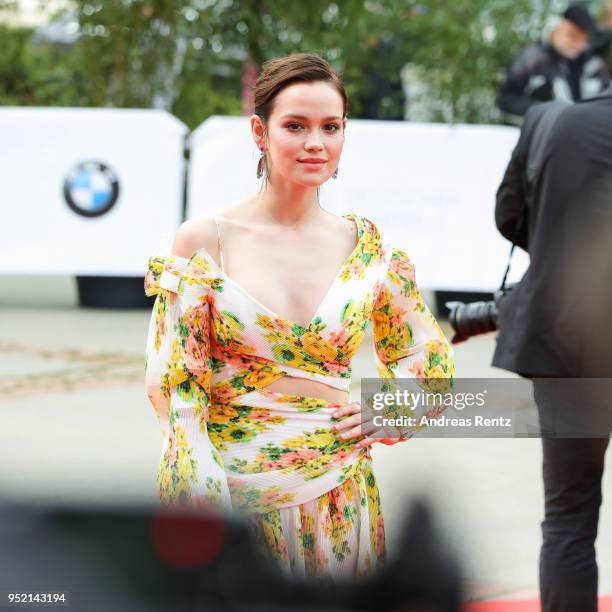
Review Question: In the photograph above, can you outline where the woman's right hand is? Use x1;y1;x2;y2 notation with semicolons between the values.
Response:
332;402;407;449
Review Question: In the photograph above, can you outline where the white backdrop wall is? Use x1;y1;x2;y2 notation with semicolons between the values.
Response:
0;108;187;276
188;116;529;292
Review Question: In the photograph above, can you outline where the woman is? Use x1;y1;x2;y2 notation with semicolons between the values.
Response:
144;53;454;580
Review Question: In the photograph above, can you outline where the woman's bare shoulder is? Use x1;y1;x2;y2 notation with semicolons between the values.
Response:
340;214;359;237
330;213;359;244
171;217;219;261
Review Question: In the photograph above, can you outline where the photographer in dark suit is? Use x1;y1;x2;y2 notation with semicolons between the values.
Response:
492;90;612;611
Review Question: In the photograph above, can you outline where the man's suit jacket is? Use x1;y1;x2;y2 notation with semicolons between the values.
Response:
492;88;612;377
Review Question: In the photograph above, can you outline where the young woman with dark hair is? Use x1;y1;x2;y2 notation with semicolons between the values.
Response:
144;52;454;579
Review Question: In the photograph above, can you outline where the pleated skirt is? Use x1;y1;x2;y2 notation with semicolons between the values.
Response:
243;449;386;580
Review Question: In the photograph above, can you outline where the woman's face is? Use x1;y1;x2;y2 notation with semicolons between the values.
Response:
252;81;345;187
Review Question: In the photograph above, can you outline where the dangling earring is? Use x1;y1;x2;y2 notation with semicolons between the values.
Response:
332;168;338;179
256;148;265;179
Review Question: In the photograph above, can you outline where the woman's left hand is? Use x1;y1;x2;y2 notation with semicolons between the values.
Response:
332;401;379;449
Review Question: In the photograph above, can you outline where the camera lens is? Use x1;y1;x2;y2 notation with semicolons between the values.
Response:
445;300;499;344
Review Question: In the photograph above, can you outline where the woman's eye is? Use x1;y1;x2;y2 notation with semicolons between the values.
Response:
325;124;340;132
287;123;303;131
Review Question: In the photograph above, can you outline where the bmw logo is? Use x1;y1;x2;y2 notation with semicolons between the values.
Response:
63;161;120;217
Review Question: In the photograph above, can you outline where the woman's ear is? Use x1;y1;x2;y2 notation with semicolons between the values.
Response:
250;114;266;149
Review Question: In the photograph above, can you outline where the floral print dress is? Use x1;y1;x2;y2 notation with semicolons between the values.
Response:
144;212;454;580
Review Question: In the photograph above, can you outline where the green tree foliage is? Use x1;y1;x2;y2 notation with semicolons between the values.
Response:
68;1;243;124
0;22;89;105
0;25;34;104
0;0;607;125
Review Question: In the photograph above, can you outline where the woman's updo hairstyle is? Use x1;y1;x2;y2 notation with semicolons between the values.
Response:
253;52;348;126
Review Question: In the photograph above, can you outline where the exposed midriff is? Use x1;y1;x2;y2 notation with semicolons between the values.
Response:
263;375;349;403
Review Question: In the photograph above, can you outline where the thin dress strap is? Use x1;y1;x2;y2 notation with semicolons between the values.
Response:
213;217;224;272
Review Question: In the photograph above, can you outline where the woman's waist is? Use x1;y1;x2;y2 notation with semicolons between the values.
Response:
209;386;349;420
170;388;349;425
210;362;352;401
167;407;359;477
208;390;358;471
226;447;371;514
172;388;351;432
218;425;362;477
263;375;349;403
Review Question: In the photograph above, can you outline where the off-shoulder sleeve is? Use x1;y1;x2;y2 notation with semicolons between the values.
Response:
370;246;455;441
144;254;213;438
144;253;231;509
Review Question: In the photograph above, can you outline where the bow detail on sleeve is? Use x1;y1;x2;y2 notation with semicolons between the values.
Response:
144;254;191;297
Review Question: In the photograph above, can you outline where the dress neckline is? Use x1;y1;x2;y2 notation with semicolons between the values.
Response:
190;212;363;331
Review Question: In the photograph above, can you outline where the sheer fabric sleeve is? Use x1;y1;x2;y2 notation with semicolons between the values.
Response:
371;246;455;442
144;254;213;439
144;254;231;510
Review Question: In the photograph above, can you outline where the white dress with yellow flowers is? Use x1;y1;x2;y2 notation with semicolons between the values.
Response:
144;212;454;579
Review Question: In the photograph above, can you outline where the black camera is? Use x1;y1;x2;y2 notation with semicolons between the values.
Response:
445;283;518;344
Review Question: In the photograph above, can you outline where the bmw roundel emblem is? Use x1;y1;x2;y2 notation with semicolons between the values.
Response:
63;161;120;217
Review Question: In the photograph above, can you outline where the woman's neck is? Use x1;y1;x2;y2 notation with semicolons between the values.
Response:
253;181;325;227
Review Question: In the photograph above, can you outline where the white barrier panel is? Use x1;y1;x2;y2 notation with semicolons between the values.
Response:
0;108;187;276
189;116;529;291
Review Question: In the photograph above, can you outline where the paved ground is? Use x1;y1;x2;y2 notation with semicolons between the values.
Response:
1;277;611;603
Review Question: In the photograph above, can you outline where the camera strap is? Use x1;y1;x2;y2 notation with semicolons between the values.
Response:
499;213;525;292
499;244;516;291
